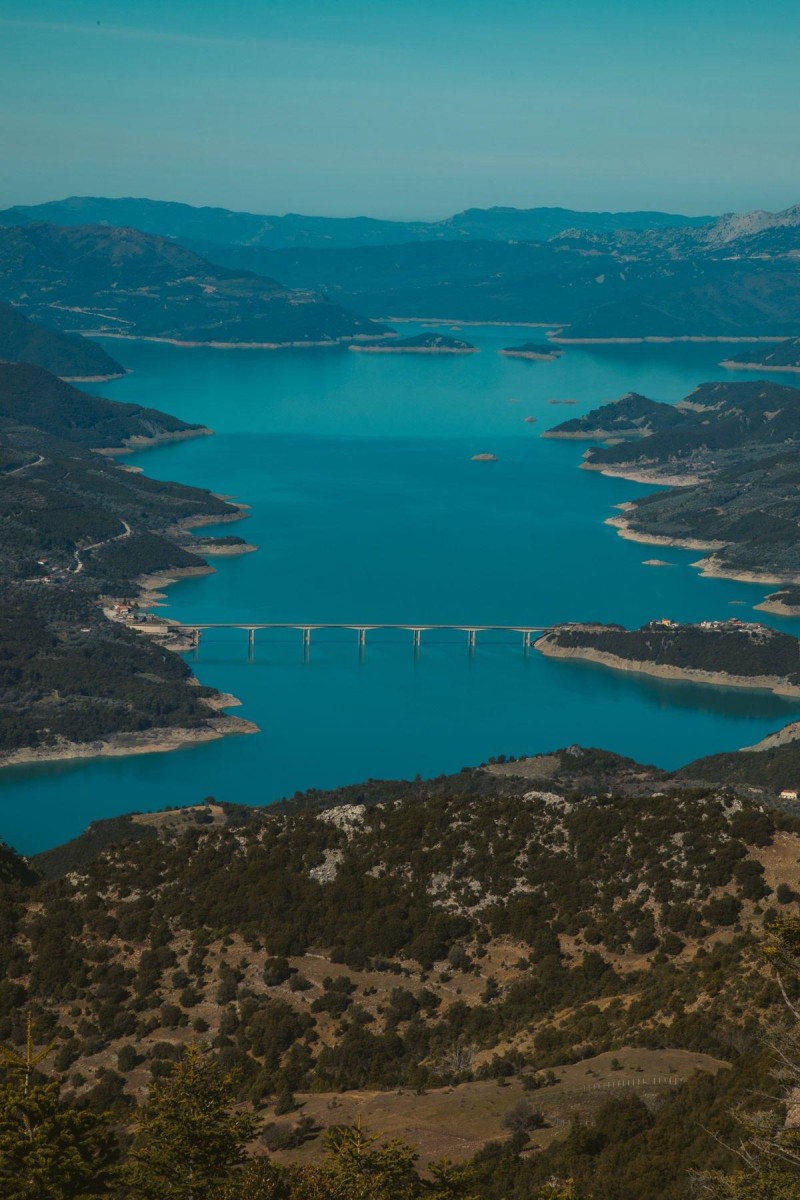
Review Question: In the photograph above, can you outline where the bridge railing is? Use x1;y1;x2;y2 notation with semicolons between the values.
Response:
129;620;550;657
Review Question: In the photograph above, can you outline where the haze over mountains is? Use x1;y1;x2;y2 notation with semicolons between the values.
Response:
1;194;799;348
0;195;713;249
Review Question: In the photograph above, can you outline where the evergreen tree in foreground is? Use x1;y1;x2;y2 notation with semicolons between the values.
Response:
123;1042;260;1200
0;1016;118;1199
696;916;800;1198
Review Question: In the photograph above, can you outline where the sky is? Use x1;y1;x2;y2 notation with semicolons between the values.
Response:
1;0;799;220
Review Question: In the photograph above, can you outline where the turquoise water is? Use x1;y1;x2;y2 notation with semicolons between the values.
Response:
4;323;800;854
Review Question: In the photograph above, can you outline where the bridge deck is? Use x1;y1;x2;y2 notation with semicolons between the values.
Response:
158;623;550;632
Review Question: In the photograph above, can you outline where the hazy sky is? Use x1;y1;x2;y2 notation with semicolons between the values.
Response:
2;0;799;219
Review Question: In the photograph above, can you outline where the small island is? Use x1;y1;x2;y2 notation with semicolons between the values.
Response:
349;333;477;354
535;619;800;697
722;336;800;374
499;341;563;361
471;452;498;461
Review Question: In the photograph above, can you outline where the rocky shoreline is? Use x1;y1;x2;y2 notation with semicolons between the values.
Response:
605;511;800;590
585;460;703;487
83;331;387;350
721;359;800;374
349;344;478;354
96;426;213;457
61;370;128;383
605;509;725;552
549;334;787;345
534;633;800;698
0;712;259;772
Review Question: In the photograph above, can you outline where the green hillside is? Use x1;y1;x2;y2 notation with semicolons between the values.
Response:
0;299;124;379
0;223;384;347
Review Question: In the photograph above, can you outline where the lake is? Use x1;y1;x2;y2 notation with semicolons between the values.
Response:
3;323;799;853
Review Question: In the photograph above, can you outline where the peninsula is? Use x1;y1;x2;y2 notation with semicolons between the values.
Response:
535;619;800;697
546;382;800;583
0;299;125;380
0;362;259;769
542;391;684;440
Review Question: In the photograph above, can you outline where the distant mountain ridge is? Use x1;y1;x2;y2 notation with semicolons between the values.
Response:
0;195;714;249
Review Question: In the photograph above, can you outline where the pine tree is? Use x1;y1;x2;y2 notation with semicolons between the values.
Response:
124;1043;260;1200
211;1155;294;1199
299;1122;420;1200
0;1016;118;1199
695;917;800;1198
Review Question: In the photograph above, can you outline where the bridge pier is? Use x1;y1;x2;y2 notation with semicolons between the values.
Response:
523;630;531;653
358;628;366;649
247;627;255;659
302;627;311;661
412;628;421;654
467;629;477;653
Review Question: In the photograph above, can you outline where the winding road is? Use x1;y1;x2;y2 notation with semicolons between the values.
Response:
70;519;133;574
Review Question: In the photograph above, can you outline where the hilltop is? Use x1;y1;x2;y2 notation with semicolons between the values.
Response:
543;391;684;439
0;223;383;348
0;300;124;380
0;760;794;1197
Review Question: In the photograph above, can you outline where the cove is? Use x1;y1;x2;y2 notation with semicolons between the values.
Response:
2;323;799;855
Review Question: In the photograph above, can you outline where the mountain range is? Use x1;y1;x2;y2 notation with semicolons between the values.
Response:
1;197;799;341
0;195;713;249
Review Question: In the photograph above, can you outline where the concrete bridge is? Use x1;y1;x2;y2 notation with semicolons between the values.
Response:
135;621;551;658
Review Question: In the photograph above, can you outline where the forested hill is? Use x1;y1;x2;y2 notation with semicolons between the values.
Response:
0;363;252;761
0;839;38;886
0;222;384;347
185;230;800;337
575;379;800;581
0;361;206;451
0;300;124;380
583;380;800;478
536;620;800;692
543;391;685;439
0;766;797;1198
